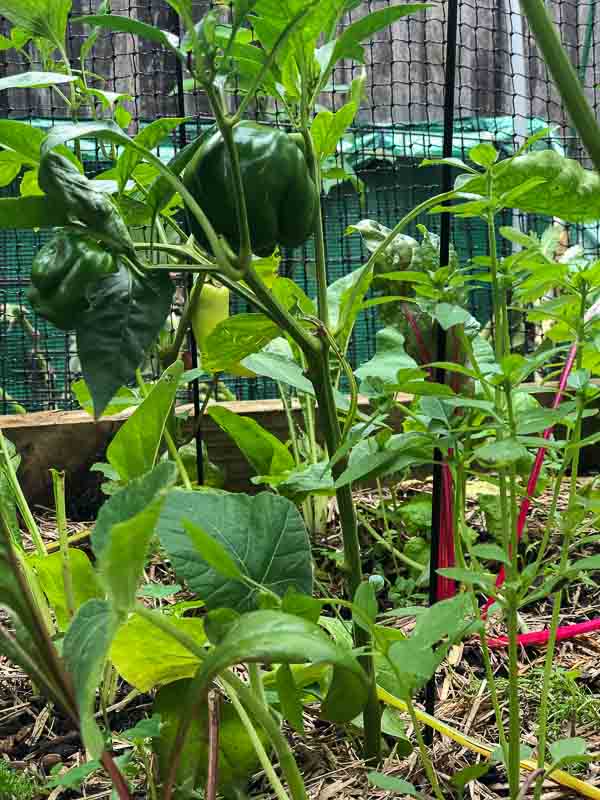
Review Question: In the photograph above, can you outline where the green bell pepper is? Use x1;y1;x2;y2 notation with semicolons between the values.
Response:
183;121;318;257
27;229;117;330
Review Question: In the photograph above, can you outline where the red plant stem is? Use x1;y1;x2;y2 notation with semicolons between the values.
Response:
404;305;433;371
101;752;132;800
487;617;600;649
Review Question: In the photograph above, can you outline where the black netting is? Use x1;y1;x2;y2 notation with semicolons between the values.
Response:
1;0;597;413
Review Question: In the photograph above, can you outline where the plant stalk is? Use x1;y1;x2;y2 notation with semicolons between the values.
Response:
519;0;600;171
50;469;75;621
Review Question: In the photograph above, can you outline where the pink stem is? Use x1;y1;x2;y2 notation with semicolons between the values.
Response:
487;617;600;649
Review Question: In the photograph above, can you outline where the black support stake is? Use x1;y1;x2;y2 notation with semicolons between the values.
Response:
424;0;460;740
174;20;204;486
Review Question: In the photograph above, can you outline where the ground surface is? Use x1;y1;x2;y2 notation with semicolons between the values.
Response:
2;481;600;799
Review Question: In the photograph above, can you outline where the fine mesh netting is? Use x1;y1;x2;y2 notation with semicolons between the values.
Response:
1;0;598;412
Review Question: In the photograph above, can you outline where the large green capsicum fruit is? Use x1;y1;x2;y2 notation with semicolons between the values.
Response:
27;229;117;330
183;121;318;257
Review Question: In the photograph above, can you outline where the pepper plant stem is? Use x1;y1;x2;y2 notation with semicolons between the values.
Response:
306;352;381;763
519;0;600;172
303;131;329;326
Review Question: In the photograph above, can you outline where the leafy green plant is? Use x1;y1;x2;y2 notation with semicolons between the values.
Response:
0;762;39;800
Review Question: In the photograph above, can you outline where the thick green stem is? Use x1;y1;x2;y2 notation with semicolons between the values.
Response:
161;274;206;368
519;0;600;171
303;131;329;326
307;353;381;762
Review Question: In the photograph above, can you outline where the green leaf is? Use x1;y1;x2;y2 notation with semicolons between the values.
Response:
76;263;174;418
0;120;45;163
460;149;600;223
183;519;246;582
92;461;178;559
72;379;139;418
355;327;418;385
0;196;70;229
202;314;279;373
335;432;428;488
207;405;295;477
120;715;163;742
468;142;498;168
437;567;493;589
72;13;180;54
0;0;71;50
153;678;266;797
276;662;305;732
353;581;377;634
188;610;368;723
107;361;183;481
117;116;188;191
331;4;430;65
471;543;510;565
0;71;76;91
450;762;491;791
474;438;529;467
241;348;314;394
28;549;103;631
368;772;422;797
47;760;101;790
570;555;600;572
549;737;588;765
157;490;312;612
433;302;477;331
311;101;357;161
0;150;25;187
63;599;118;759
111;612;206;691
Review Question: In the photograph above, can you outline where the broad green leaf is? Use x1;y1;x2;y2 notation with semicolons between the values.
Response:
433;302;477;331
191;610;368;723
63;599;118;759
153;678;266;797
71;379;139;418
311;101;357;161
474;438;529;467
46;760;102;790
107;361;183;481
110;612;206;690
0;71;76;91
437;567;493;589
450;763;491;791
468;142;498;168
549;737;588;764
571;555;600;572
471;543;510;565
0;0;71;50
330;264;375;350
0;196;70;229
157;490;312;612
92;461;178;558
183;519;246;582
207;405;295;477
120;715;162;742
262;461;335;501
0;150;25;187
0;120;45;163
76;263;174;418
117;116;188;191
72;14;180;54
202;314;279;373
355;327;418;385
276;662;305;732
353;581;377;634
241;348;314;394
28;549;103;631
335;432;429;488
460;149;600;223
